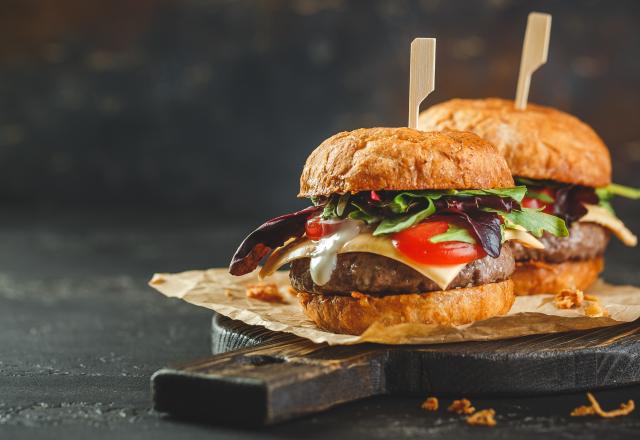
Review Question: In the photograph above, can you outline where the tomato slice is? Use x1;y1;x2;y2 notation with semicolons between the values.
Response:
392;219;485;265
305;218;344;241
522;187;556;214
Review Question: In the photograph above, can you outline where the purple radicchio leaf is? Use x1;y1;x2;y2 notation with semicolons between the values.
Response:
229;205;322;276
438;209;503;258
553;186;598;225
435;195;520;213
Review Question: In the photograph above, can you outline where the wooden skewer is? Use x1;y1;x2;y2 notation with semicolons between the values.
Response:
408;38;436;128
515;12;552;110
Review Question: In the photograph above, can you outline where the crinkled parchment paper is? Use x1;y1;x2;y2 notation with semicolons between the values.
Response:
149;269;640;345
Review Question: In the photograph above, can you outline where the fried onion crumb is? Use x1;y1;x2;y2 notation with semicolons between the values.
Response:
584;301;608;318
571;393;636;419
571;393;635;418
448;398;475;415
245;283;286;303
420;397;439;411
466;409;496;426
554;288;584;309
584;293;600;302
570;405;596;416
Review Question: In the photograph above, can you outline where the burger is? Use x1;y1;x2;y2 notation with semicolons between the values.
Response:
229;127;568;335
419;98;638;295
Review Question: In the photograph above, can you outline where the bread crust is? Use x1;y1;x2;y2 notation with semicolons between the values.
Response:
418;98;611;187
297;280;514;335
512;257;604;296
298;128;515;197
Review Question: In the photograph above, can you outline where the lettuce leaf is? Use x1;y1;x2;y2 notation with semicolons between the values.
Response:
321;197;337;219
429;224;476;244
453;186;527;202
596;183;640;200
526;190;554;203
388;191;445;214
596;183;640;214
335;193;350;216
498;207;569;238
373;199;435;235
347;202;380;224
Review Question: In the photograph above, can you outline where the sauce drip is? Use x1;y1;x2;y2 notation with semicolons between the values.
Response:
309;220;361;285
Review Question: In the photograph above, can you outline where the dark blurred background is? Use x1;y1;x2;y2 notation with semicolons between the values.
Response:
1;0;640;221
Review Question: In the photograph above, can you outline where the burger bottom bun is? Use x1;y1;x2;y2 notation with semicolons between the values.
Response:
512;257;604;296
297;280;514;335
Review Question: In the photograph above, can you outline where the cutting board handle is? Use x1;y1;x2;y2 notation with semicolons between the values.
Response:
152;335;386;425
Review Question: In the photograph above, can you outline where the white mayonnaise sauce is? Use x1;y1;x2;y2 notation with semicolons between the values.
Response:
309;220;361;285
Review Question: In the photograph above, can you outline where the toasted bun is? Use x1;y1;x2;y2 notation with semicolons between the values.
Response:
512;257;604;296
419;98;611;187
298;127;515;197
297;280;514;335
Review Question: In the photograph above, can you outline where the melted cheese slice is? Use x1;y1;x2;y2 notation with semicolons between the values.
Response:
504;228;544;249
260;228;544;290
580;204;637;246
260;234;467;290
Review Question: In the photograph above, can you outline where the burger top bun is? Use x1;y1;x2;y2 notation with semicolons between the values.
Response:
298;127;515;198
418;98;611;188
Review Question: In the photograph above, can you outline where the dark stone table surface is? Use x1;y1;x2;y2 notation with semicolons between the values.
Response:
2;207;640;439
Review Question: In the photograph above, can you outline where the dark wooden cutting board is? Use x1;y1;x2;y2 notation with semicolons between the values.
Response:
151;314;640;425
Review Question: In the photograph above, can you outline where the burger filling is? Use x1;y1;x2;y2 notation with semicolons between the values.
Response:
230;186;570;293
510;223;609;263
512;178;638;264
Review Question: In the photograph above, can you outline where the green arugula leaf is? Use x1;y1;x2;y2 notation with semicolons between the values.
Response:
373;199;436;235
321;196;337;219
429;224;476;244
388;191;447;214
335;193;350;216
501;216;520;230
388;192;413;214
386;187;525;213
347;202;380;224
454;186;527;202
595;183;640;215
498;208;569;238
596;183;640;200
526;190;554;203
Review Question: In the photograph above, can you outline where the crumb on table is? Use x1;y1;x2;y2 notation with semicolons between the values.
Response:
420;396;438;411
584;301;608;318
571;392;635;418
245;283;286;303
554;288;584;309
448;398;475;415
466;409;496;426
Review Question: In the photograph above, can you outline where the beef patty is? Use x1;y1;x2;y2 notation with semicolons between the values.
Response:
510;222;609;263
289;245;515;295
